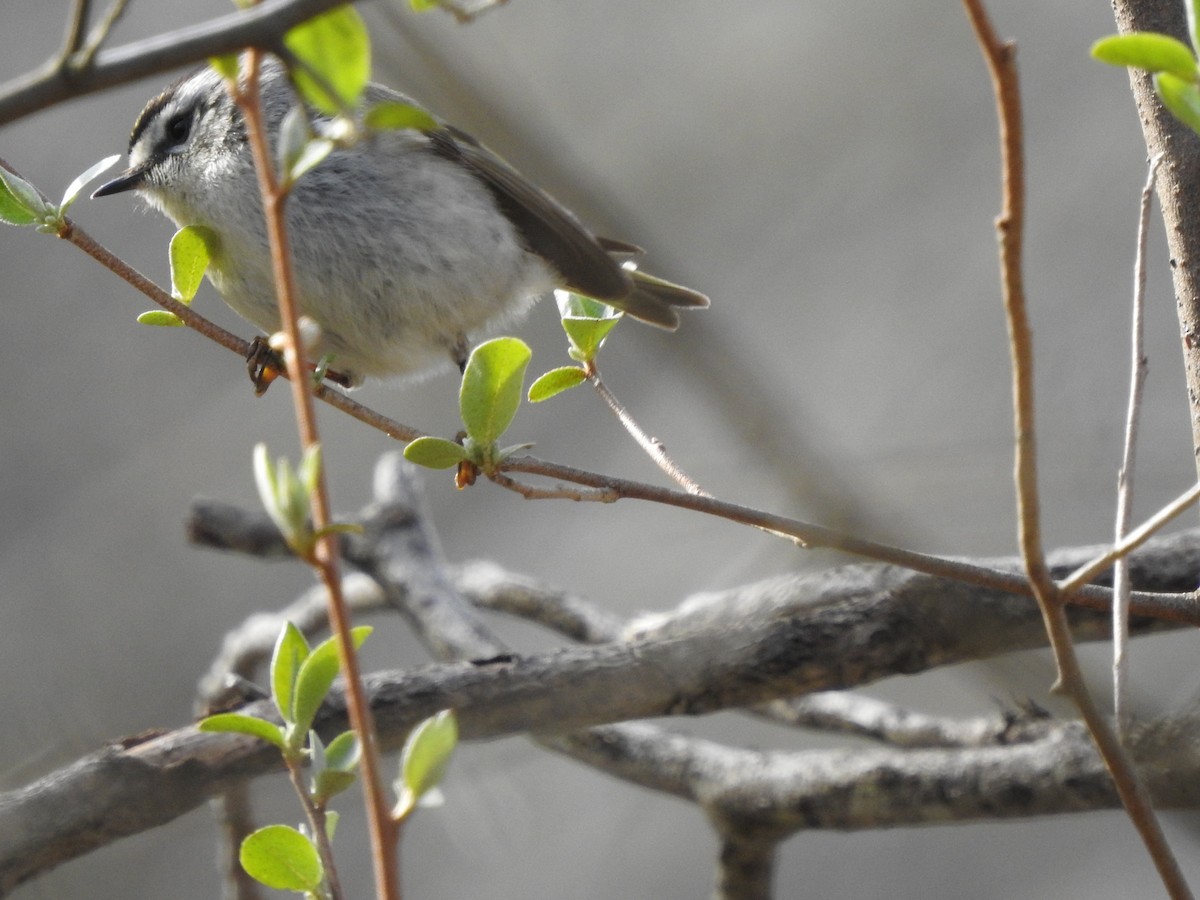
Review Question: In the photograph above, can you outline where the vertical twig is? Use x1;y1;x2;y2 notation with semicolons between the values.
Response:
58;0;130;72
58;0;92;63
236;51;400;900
1114;155;1161;736
284;761;345;900
961;2;1192;897
213;788;264;900
1110;0;1200;498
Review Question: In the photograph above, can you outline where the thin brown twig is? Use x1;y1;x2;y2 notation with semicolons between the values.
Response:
486;470;618;501
3;142;1185;625
1060;479;1200;596
585;362;707;496
58;219;253;355
66;211;423;444
284;760;344;900
57;0;92;64
1113;155;1161;735
14;159;1196;627
585;361;807;548
72;0;131;72
962;1;1192;896
1;140;1193;632
499;454;1200;622
237;50;399;900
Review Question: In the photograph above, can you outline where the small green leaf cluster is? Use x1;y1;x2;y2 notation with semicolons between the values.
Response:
404;337;534;471
201;622;370;897
201;622;371;762
251;443;359;558
527;291;622;402
199;620;459;894
1093;1;1200;134
254;442;324;559
404;295;628;473
0;155;118;234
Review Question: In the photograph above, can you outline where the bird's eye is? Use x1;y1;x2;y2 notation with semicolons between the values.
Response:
165;110;192;147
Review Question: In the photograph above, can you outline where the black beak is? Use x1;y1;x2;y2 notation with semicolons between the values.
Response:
91;164;147;198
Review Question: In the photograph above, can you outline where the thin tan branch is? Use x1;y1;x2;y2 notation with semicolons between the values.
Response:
19;167;1195;629
236;49;399;900
1061;479;1200;596
962;2;1192;896
585;362;707;495
1113;155;1161;734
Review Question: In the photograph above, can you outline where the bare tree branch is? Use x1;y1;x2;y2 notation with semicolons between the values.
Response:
7;481;1195;894
756;693;1042;749
0;0;358;127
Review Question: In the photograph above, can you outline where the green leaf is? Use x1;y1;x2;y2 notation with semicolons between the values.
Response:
276;108;335;188
410;0;440;10
284;6;371;115
209;54;240;82
291;626;372;736
554;290;622;361
271;622;310;723
136;310;184;327
1156;71;1200;136
562;316;620;362
403;436;468;469
291;138;335;185
528;366;587;402
309;730;359;802
0;166;47;226
198;712;287;750
324;730;361;771
1091;33;1198;79
60;155;119;213
169;225;218;303
395;709;458;820
278;104;312;181
239;825;323;892
459;337;532;446
364;101;440;133
313;767;358;802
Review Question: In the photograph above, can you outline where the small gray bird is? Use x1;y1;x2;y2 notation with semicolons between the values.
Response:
94;60;708;386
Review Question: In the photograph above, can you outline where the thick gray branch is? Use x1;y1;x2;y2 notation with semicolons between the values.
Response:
5;510;1198;893
552;719;1200;838
0;0;357;127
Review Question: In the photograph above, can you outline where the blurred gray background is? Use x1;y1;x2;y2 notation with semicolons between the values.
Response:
3;0;1200;897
